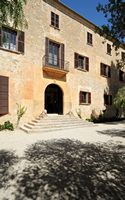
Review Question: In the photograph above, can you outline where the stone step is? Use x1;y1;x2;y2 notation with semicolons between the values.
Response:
29;124;92;133
33;121;91;127
36;120;91;124
30;123;92;130
20;115;94;133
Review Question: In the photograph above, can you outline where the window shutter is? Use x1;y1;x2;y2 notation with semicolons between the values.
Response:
108;66;111;77
110;95;112;105
74;53;79;68
45;38;49;56
18;31;25;53
0;76;9;115
79;91;82;104
56;14;59;28
61;43;65;69
0;27;2;47
88;92;91;104
100;63;104;75
86;57;89;71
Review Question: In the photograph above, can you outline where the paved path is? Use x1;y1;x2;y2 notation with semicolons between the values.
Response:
0;121;125;156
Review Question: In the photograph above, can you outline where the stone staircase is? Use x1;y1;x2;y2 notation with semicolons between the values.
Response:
20;114;94;133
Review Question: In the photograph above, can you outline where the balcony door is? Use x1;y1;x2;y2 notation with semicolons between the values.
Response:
49;41;60;66
45;38;64;69
45;84;63;114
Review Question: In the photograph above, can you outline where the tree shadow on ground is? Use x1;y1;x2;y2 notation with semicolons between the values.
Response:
0;150;18;189
11;139;125;200
98;129;125;138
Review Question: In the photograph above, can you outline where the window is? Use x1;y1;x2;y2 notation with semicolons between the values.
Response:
51;12;59;29
45;38;64;69
0;27;25;53
0;76;9;115
100;63;111;78
121;52;125;61
79;91;91;104
119;70;125;82
2;27;17;51
104;94;112;106
74;53;89;71
107;43;112;55
87;32;93;45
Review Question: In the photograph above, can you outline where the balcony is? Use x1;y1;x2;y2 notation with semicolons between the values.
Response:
42;55;69;78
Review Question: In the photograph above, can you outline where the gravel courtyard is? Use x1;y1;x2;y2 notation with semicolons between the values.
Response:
0;121;125;199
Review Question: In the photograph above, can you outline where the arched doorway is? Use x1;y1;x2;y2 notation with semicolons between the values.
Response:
45;84;63;114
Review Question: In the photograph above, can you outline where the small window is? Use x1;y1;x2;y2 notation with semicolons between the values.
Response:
107;43;112;55
51;12;59;29
0;26;25;53
121;52;125;61
74;53;89;71
100;63;111;78
119;70;125;82
104;94;112;106
87;32;93;45
79;91;91;104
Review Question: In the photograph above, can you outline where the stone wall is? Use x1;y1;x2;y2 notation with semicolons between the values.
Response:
0;0;125;124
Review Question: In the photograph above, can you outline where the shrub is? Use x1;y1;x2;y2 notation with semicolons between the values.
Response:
0;121;14;131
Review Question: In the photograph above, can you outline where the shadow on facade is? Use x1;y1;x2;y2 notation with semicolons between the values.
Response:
2;139;124;200
90;60;124;121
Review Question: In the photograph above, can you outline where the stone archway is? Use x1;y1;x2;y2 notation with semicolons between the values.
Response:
45;84;63;114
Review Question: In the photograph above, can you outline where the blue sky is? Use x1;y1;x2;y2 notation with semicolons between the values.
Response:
61;0;108;27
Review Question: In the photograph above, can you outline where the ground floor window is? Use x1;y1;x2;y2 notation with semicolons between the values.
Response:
79;91;91;104
0;76;9;115
104;94;112;106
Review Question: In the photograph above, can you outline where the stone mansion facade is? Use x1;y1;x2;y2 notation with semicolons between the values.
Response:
0;0;125;123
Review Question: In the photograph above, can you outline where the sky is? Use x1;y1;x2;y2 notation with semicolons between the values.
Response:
61;0;108;27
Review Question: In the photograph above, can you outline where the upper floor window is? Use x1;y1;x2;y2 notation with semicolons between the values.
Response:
74;53;89;71
45;38;64;69
51;12;59;29
100;63;111;78
121;52;125;61
119;70;125;82
107;43;112;55
87;32;93;45
0;27;25;53
79;91;91;104
104;94;112;106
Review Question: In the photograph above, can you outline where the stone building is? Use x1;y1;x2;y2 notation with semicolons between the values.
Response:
0;0;125;124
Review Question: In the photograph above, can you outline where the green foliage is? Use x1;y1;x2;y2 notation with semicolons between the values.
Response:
0;121;14;131
0;0;28;28
97;0;125;47
16;104;27;127
114;86;125;109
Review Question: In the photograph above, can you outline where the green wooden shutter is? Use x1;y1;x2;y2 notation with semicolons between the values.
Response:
18;31;25;53
0;76;9;115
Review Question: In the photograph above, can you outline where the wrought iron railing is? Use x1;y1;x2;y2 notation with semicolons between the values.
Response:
43;55;69;72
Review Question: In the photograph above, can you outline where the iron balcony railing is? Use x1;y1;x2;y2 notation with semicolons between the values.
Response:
43;55;69;72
